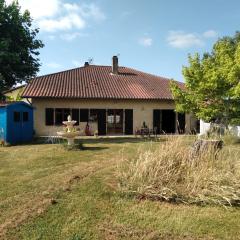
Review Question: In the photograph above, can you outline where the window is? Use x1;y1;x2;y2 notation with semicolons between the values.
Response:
45;108;54;125
55;108;71;125
63;108;71;122
107;114;114;124
23;112;29;122
55;108;63;125
80;109;89;122
72;109;79;125
14;112;21;122
107;109;123;134
89;109;98;122
116;114;120;123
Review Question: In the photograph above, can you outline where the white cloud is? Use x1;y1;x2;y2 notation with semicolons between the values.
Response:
167;31;204;49
79;3;106;21
203;30;218;38
139;37;153;47
167;30;218;49
38;14;85;32
63;3;80;12
6;0;60;19
46;62;61;69
72;60;84;67
60;32;88;41
6;0;105;32
48;35;56;40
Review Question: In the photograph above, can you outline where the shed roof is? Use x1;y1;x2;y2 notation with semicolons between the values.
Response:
0;101;33;109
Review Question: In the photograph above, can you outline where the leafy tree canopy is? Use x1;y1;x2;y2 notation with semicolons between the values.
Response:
171;32;240;126
0;0;43;96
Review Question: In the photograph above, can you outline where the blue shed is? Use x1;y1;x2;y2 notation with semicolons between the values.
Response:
0;101;34;144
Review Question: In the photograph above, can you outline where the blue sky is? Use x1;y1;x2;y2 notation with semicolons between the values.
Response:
7;0;240;82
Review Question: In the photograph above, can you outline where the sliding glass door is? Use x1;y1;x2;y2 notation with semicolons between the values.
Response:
107;109;123;134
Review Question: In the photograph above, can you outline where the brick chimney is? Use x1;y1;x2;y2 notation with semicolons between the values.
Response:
112;56;118;74
84;61;89;67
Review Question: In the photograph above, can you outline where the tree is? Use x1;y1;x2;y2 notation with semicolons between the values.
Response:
171;32;240;127
0;0;43;96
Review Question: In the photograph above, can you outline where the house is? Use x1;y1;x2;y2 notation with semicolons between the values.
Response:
3;84;27;102
0;101;34;144
21;56;198;136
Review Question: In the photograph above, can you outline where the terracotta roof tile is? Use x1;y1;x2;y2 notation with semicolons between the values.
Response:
22;65;184;100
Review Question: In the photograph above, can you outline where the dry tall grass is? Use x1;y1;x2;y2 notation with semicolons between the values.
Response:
118;137;240;206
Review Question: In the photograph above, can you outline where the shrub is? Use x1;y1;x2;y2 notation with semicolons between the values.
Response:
118;137;240;206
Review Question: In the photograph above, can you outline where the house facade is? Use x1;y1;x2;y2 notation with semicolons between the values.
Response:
22;56;198;136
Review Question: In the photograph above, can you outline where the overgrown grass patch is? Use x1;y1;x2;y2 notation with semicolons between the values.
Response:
118;137;240;206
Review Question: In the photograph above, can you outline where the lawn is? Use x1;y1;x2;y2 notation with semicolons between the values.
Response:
0;138;239;240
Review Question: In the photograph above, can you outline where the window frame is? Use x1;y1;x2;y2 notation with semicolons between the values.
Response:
23;112;29;122
13;111;21;122
72;109;80;125
80;109;89;122
45;108;54;126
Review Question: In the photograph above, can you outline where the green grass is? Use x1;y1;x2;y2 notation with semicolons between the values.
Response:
0;138;239;240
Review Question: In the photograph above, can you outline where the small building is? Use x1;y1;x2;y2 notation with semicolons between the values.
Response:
0;101;34;144
3;84;28;102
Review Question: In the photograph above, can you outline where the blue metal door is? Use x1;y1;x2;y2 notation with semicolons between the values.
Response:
21;111;32;142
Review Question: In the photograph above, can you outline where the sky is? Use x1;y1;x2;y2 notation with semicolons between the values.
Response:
6;0;240;82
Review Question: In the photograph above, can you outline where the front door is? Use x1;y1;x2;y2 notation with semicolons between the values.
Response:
162;110;176;133
97;109;106;135
107;109;123;135
125;109;133;134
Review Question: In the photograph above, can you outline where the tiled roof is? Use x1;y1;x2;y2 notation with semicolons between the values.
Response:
22;65;184;100
3;84;26;94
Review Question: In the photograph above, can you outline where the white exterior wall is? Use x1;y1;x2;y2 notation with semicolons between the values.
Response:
200;120;240;137
200;120;211;135
229;126;240;137
32;98;195;136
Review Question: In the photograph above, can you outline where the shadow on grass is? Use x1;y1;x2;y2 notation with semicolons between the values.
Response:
62;142;109;151
81;146;109;151
30;137;165;145
4;136;167;147
77;137;165;145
